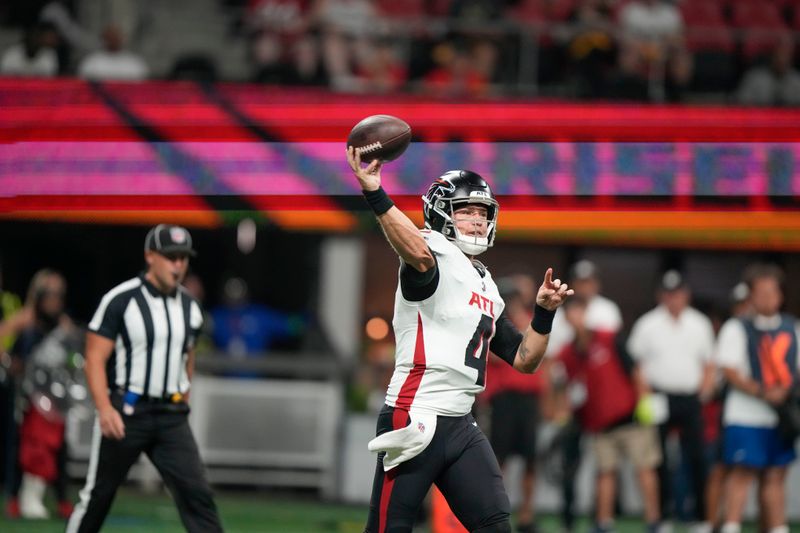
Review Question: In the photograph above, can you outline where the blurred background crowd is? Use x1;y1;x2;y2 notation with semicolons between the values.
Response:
1;0;800;105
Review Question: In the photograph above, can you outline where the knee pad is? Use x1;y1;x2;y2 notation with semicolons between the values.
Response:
472;520;512;533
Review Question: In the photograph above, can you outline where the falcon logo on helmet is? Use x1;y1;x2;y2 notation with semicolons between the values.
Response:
422;170;499;256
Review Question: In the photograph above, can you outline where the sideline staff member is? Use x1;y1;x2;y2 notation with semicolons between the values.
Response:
67;224;223;533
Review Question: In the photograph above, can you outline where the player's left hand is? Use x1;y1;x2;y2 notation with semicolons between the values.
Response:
536;268;574;311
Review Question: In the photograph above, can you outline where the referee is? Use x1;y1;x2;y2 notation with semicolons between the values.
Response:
67;224;223;533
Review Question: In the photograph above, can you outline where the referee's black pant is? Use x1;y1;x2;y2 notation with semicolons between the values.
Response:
66;395;223;533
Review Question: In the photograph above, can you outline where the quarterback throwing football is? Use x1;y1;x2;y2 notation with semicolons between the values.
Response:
348;147;573;533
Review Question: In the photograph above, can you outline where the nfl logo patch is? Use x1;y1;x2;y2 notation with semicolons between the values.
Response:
170;227;186;243
417;421;425;433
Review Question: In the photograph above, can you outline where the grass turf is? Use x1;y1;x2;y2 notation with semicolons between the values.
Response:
0;487;770;532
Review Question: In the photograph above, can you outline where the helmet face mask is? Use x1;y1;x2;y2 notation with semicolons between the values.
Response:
422;170;499;256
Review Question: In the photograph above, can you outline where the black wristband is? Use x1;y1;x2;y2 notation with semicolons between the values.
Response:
531;304;556;335
363;187;394;216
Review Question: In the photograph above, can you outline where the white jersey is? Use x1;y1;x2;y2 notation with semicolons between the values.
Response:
385;230;505;416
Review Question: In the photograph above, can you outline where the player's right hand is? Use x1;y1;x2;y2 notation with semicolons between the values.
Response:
347;146;382;192
99;405;126;440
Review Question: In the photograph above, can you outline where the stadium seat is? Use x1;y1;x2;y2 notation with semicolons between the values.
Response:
685;26;736;54
731;1;786;28
377;0;425;19
508;0;547;24
681;1;735;53
679;0;737;92
680;0;726;29
547;0;577;22
731;1;789;61
427;0;453;18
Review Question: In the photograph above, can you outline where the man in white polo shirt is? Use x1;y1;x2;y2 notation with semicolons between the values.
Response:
627;270;716;530
716;264;798;533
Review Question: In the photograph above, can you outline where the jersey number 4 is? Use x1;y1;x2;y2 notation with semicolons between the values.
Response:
464;315;493;386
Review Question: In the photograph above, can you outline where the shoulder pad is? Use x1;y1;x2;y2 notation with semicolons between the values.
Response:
422;230;457;255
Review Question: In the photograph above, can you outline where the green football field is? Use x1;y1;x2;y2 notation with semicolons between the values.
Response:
0;487;769;532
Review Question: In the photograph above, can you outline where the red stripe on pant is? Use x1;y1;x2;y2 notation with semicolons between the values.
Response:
379;313;427;533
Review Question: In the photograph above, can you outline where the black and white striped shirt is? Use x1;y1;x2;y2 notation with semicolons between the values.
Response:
88;275;203;398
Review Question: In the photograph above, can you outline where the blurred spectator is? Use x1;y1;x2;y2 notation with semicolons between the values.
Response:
210;277;303;367
0;261;28;506
619;0;683;48
450;0;506;23
286;33;329;85
702;282;752;533
554;296;661;533
247;0;313;82
471;38;500;85
565;0;617;99
423;40;491;98
4;269;75;520
254;32;329;85
716;264;798;533
663;37;693;102
354;37;407;93
0;263;30;352
39;1;101;73
606;41;649;101
545;259;622;533
448;0;508;43
627;270;716;530
0;22;59;77
77;25;148;81
737;34;800;107
484;275;544;533
311;0;379;90
181;274;215;357
448;0;509;85
358;338;395;414
618;0;686;101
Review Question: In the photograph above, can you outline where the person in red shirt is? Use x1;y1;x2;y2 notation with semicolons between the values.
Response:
553;296;662;533
484;276;545;533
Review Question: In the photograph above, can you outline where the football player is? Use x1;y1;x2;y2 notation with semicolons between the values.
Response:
347;147;573;533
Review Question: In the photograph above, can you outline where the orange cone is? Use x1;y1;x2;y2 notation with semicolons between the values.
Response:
431;486;468;533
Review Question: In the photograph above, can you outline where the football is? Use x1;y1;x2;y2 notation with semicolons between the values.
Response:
347;115;411;163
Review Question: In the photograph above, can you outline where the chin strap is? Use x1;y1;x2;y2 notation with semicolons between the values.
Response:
454;239;489;256
452;222;493;256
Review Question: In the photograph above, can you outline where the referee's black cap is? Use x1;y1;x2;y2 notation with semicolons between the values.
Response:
144;224;197;257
